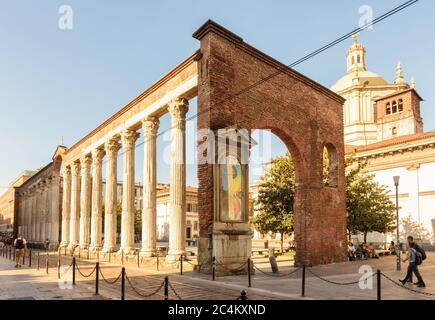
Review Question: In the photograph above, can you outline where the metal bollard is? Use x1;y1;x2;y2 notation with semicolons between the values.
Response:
247;258;252;288
377;269;381;301
180;255;183;275
212;256;216;281
13;247;16;261
37;252;40;270
57;252;61;279
164;276;169;300
137;250;140;268
95;262;100;295
239;290;247;300
156;252;159;271
28;250;32;268
72;257;76;285
301;265;306;297
121;267;125;300
46;251;49;274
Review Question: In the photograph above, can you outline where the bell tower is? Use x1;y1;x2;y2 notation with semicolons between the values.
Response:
347;34;366;73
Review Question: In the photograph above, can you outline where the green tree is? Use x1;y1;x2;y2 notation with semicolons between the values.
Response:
345;156;396;242
253;154;295;252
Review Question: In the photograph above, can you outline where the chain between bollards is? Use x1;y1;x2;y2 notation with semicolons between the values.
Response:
121;266;125;300
247;258;252;288
95;262;100;295
301;265;306;297
212;256;216;281
164;276;169;300
377;269;381;301
72;257;76;285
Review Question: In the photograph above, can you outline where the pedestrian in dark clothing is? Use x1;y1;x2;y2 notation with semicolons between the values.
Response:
399;237;426;288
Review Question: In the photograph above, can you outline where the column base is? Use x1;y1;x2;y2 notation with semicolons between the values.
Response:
118;247;136;256
166;250;185;263
140;248;156;257
89;245;102;252
101;246;117;253
60;242;69;248
79;244;89;250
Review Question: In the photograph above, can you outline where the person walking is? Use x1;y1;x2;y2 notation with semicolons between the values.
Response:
13;235;27;268
399;236;426;288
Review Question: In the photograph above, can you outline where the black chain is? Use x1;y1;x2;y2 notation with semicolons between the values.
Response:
168;280;182;300
215;260;249;273
381;273;435;297
252;264;301;277
76;263;97;278
125;273;165;298
99;268;122;285
307;268;375;285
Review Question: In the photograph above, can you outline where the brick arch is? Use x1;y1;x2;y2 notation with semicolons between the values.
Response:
194;20;347;268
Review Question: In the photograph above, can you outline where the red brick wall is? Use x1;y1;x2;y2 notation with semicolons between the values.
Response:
194;21;347;266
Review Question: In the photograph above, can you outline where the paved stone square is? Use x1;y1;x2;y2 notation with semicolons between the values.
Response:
2;250;435;300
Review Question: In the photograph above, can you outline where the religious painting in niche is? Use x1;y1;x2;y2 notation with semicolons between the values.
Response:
219;155;243;221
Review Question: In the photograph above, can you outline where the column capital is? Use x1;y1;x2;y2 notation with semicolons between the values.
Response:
141;117;160;136
104;138;122;155
71;161;81;176
92;147;105;165
64;165;72;176
121;129;140;150
80;154;92;171
168;98;189;125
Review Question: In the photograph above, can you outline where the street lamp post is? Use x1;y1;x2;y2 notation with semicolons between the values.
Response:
393;176;401;271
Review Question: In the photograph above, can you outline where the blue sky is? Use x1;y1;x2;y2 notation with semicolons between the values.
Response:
0;0;434;191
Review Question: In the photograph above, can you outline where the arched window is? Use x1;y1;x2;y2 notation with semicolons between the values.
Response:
322;144;338;188
392;101;398;113
351;56;355;65
386;103;391;115
357;55;361;64
398;99;404;112
392;127;398;136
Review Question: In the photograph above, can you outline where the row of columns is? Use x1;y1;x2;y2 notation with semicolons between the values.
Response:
60;98;189;260
18;175;60;243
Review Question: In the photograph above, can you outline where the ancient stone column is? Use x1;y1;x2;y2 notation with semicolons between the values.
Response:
61;166;72;247
90;147;104;250
167;98;189;261
79;154;92;249
50;175;60;243
35;185;42;242
102;138;121;253
30;190;36;241
120;129;140;255
40;181;48;242
140;117;159;257
69;161;81;247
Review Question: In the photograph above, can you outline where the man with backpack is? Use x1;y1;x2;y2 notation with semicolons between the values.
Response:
399;235;426;288
13;235;27;268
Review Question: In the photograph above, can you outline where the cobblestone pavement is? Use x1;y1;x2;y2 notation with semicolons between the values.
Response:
2;248;435;300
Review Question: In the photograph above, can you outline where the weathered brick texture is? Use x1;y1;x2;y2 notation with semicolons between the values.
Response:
194;20;347;266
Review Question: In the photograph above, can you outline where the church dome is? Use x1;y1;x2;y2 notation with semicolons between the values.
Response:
331;70;389;93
